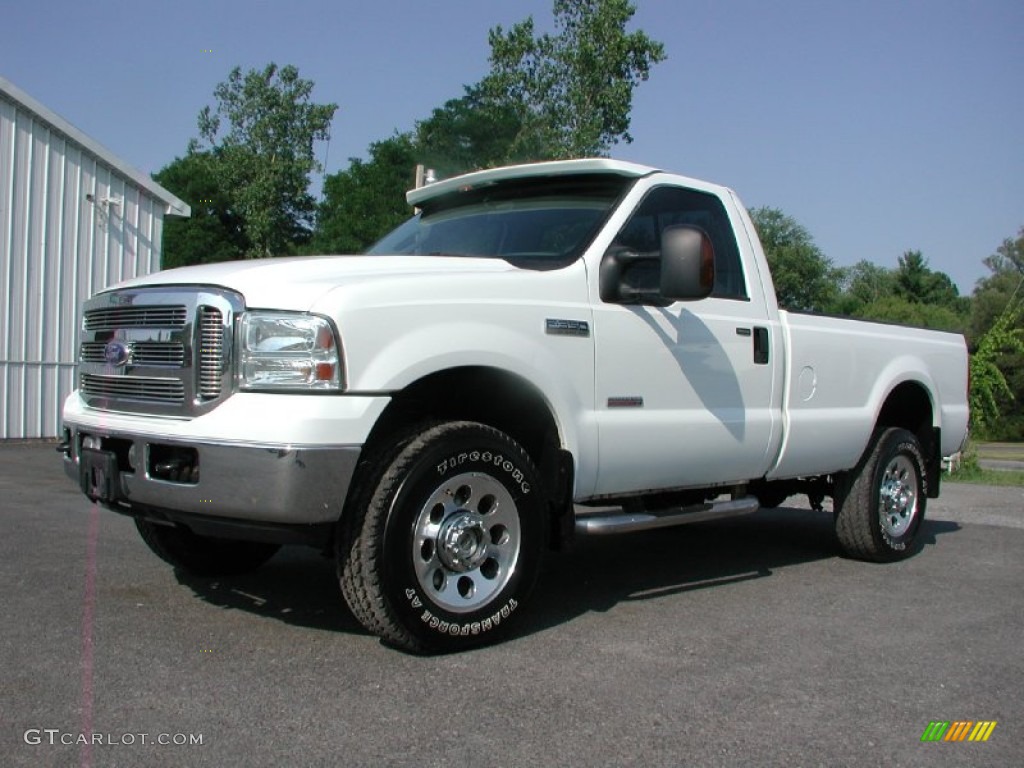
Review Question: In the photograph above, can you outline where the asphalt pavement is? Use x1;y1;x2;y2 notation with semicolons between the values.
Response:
1;442;1021;768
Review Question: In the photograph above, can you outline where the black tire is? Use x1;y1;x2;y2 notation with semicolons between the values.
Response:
338;421;545;653
135;519;280;577
834;427;928;562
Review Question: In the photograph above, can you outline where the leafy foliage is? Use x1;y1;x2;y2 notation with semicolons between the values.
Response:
312;135;417;255
971;227;1024;337
414;85;538;177
892;250;968;313
315;0;667;253
984;227;1024;275
969;299;1024;435
968;228;1024;438
851;295;966;332
748;207;839;313
191;63;337;258
483;0;666;159
153;152;247;268
841;251;969;332
842;260;896;305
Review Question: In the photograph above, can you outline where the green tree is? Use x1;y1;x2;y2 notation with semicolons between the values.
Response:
192;63;337;257
852;295;966;332
483;0;666;159
844;260;896;305
984;227;1024;274
969;227;1024;438
842;251;968;332
970;227;1024;339
313;135;417;254
969;299;1024;436
893;250;967;312
152;152;247;268
315;1;667;251
748;207;838;313
830;260;896;316
415;86;536;177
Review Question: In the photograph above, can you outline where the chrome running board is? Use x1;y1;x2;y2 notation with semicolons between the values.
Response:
575;496;760;536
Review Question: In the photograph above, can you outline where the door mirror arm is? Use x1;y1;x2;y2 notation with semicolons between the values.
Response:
599;247;671;306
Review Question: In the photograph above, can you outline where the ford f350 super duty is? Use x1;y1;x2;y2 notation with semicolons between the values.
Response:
61;159;970;652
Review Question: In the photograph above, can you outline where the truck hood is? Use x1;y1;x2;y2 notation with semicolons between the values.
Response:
108;254;517;310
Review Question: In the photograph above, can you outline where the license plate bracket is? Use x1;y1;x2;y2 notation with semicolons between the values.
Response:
80;447;121;503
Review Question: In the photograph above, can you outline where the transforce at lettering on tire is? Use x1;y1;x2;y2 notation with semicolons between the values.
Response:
418;599;519;636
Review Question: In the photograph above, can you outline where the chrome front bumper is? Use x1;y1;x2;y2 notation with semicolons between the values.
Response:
62;426;360;526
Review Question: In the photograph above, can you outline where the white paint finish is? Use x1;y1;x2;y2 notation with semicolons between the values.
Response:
58;160;970;504
584;172;785;495
63;390;389;447
797;366;817;402
767;311;970;479
590;298;780;495
116;253;517;311
326;258;600;495
0;80;186;437
407;157;656;206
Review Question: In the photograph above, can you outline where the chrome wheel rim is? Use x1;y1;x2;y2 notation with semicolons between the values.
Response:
878;455;918;538
413;472;521;613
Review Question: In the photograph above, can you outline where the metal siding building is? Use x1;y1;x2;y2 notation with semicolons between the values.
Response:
1;76;189;438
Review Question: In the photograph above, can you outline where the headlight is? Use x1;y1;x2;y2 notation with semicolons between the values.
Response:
239;312;343;391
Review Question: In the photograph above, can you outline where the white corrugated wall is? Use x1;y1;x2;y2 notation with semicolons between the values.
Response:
0;93;164;438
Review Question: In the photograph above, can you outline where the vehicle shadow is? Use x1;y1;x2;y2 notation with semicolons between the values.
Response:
173;507;961;645
520;508;960;638
174;549;370;636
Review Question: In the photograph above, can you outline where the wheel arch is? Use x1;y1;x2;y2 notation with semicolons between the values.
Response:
872;379;941;497
361;366;576;547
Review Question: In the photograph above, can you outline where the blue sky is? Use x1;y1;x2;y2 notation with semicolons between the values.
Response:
3;0;1021;293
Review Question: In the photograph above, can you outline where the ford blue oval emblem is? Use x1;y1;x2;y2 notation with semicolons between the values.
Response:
103;341;130;366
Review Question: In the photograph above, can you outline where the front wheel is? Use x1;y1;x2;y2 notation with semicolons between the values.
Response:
834;427;928;562
338;422;545;653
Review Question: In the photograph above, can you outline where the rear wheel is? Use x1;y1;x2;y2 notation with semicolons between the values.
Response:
834;427;927;562
338;421;544;653
135;519;280;576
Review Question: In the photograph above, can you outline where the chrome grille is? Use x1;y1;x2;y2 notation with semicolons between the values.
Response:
80;341;186;366
198;306;224;399
77;288;242;416
84;306;187;331
81;374;186;403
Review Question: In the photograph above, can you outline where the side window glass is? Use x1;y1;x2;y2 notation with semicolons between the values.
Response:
611;186;748;300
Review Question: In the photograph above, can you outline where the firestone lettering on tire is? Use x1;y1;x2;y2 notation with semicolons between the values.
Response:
436;452;531;494
417;599;519;636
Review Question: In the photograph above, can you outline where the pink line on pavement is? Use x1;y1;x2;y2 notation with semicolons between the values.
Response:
79;502;99;768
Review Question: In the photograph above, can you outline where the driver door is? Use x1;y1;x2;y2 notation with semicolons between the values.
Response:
591;185;781;496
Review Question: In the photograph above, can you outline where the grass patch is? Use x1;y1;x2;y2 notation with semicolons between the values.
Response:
946;467;1024;487
974;442;1024;461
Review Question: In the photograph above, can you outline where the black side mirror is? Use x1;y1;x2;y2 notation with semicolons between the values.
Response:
660;225;715;301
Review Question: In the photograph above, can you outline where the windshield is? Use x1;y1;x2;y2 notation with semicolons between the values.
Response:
367;174;633;268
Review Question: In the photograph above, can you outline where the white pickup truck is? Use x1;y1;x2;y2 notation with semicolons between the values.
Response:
61;159;969;652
